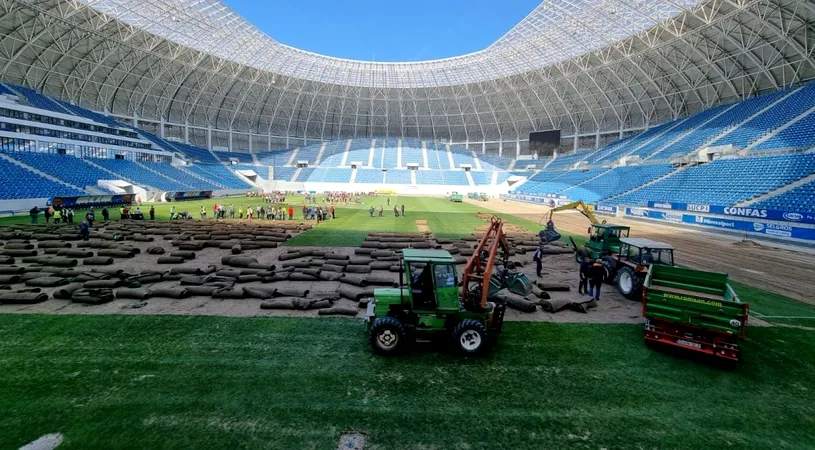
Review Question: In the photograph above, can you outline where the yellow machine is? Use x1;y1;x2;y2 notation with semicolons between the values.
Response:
540;200;604;228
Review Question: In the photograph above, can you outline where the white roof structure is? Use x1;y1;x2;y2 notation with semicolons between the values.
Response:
620;238;674;250
0;0;813;145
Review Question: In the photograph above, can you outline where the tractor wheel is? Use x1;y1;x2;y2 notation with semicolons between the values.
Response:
369;317;406;355
453;319;488;355
616;266;644;300
575;248;587;264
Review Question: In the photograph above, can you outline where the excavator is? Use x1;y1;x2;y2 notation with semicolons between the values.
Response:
539;200;631;262
365;217;527;355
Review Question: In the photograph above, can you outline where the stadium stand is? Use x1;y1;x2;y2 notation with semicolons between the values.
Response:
0;156;84;199
305;168;352;183
559;164;675;204
183;164;252;189
140;161;222;190
517;168;609;195
469;172;492;185
271;166;297;181
8;152;115;190
480;154;513;170
385;170;412;184
402;146;424;166
213;151;253;164
171;142;220;164
627;104;731;159
356;169;384;184
5;84;71;114
609;154;815;206
319;141;347;167
256;149;295;166
546;150;591;170
91;158;191;191
753;181;815;213
294;144;321;164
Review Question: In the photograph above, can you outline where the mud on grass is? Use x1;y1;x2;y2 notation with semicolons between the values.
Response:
1;314;814;449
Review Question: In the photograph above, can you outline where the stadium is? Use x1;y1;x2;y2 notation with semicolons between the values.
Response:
0;0;814;448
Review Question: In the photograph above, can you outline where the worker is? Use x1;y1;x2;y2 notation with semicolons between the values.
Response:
229;204;235;219
85;208;95;227
78;220;90;241
149;205;155;220
387;198;390;206
200;206;206;219
369;206;375;217
238;206;244;219
29;206;39;224
57;208;64;224
67;208;74;223
378;205;383;217
532;245;544;278
330;204;335;219
401;204;405;217
247;206;253;220
101;207;109;221
44;206;52;223
169;205;175;220
588;259;606;301
288;206;294;220
394;205;399;217
578;256;592;295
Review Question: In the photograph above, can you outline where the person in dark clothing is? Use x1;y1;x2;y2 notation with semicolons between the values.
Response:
532;246;544;277
149;206;155;220
387;198;390;206
44;207;52;223
78;221;90;241
101;207;109;221
588;259;606;301
369;206;375;217
29;206;39;224
401;204;405;217
85;209;95;228
66;208;74;223
394;206;399;217
578;257;592;295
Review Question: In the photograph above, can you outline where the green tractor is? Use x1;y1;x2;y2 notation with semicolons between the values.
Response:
365;218;517;355
570;223;631;263
449;192;463;202
607;238;675;300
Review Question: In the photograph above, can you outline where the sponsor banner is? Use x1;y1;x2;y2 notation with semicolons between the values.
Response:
173;191;212;200
625;208;815;241
594;204;618;215
647;201;815;225
49;195;135;208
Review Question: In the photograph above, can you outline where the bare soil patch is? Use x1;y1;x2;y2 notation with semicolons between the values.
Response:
469;197;815;305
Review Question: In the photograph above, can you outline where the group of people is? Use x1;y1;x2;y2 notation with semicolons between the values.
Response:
30;204;156;225
302;204;334;221
197;203;298;221
369;203;406;218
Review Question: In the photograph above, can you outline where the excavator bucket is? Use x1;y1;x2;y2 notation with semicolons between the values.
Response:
539;229;562;243
505;273;533;296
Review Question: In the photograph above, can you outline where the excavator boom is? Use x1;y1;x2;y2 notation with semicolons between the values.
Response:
545;200;600;225
461;216;510;309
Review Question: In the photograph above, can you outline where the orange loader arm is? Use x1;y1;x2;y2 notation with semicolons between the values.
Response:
461;216;511;309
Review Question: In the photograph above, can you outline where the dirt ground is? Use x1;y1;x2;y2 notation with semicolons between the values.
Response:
0;219;645;324
473;198;815;305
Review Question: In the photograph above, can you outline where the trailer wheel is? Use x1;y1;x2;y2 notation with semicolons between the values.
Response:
616;267;643;300
453;319;487;355
369;317;406;355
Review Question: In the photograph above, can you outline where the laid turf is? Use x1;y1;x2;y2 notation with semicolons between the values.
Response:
732;281;815;326
0;314;813;449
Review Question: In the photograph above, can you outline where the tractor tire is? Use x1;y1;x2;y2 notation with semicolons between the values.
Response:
368;317;406;355
453;319;488;355
615;266;644;300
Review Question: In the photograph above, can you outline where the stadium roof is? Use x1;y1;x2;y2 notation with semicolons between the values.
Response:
75;0;708;88
0;0;813;143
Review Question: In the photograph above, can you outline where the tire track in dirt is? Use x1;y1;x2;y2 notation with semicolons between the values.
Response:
471;198;815;304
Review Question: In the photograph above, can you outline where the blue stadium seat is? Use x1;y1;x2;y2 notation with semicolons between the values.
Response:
0;157;85;199
184;164;253;189
355;169;383;183
213;151;253;164
9;153;114;189
140;161;222;190
91;158;191;191
385;170;411;184
753;181;815;213
609;154;815;206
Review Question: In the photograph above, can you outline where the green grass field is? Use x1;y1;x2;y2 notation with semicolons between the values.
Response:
0;314;813;449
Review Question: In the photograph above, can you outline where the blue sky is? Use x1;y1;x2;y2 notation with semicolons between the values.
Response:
223;0;540;62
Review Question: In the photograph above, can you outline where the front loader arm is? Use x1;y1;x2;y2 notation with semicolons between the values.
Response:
462;216;510;310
